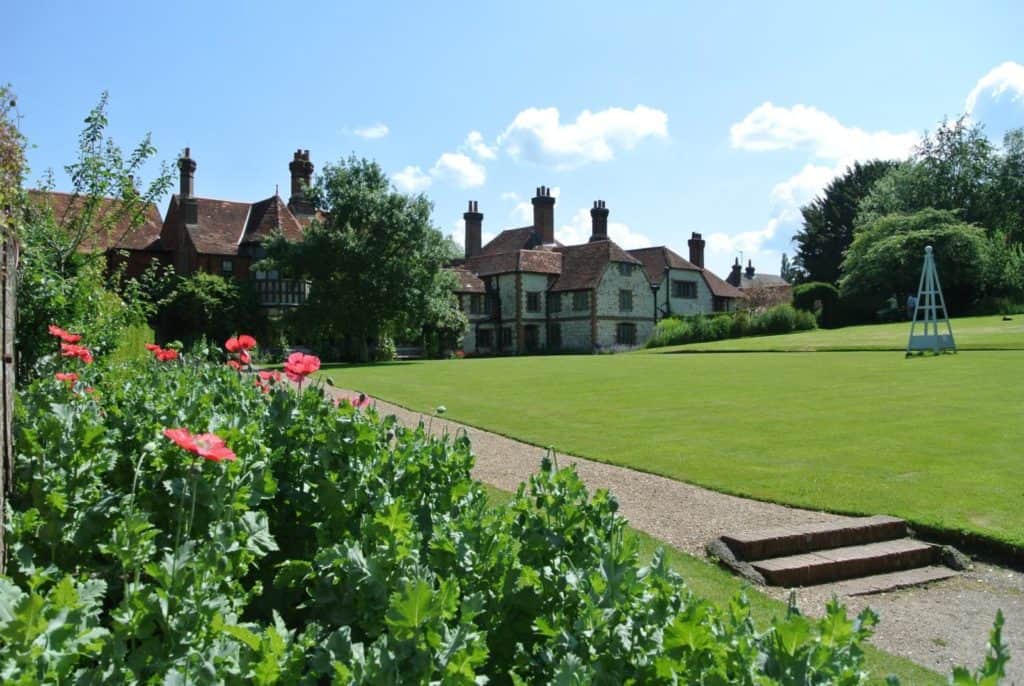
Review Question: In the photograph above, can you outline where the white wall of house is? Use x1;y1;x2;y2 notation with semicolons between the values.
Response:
594;262;655;348
519;272;550;350
652;268;713;317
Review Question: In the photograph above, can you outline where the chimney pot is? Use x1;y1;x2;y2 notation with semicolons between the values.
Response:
532;185;556;244
464;200;484;258
288;149;316;217
589;199;610;242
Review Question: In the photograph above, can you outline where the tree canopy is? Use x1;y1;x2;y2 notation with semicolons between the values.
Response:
264;156;463;360
793;160;896;284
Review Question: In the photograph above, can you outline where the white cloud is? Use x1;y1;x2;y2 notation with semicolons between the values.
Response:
704;208;800;278
353;123;389;139
730;102;917;162
393;165;432;192
464;131;497;160
499;105;669;170
556;207;653;249
430;152;486;188
501;188;561;225
965;61;1024;115
770;162;843;208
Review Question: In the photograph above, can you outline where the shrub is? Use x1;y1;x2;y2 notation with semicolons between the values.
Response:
793;281;842;328
158;273;267;347
753;303;799;335
647;317;690;348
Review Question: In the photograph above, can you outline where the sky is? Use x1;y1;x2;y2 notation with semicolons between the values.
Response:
5;0;1024;277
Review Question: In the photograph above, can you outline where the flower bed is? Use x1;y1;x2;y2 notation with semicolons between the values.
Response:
0;331;1008;683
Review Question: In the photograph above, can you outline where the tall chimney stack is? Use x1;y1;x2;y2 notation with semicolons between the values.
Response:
532;186;555;244
588;200;609;242
687;231;705;268
178;148;198;225
745;260;756;280
727;258;742;287
288;149;315;216
464;200;483;258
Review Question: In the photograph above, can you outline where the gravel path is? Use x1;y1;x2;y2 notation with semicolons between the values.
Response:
329;386;1023;683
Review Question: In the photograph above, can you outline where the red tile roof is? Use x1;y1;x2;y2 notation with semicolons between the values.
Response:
175;194;305;256
451;266;485;293
627;246;743;299
480;226;563;256
28;191;165;253
465;249;563;277
551;240;640;291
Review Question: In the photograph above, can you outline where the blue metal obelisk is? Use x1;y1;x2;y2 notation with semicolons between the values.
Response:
906;245;956;355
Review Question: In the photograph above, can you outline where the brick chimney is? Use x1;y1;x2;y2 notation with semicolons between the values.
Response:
532;186;555;244
464;200;482;258
288;149;315;217
727;258;742;287
687;231;705;268
588;200;609;242
745;260;756;280
178;148;198;225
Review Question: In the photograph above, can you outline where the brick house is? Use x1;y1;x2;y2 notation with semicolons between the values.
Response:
452;188;743;354
29;149;318;308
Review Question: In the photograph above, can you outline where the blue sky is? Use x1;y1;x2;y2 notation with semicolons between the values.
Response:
6;1;1023;276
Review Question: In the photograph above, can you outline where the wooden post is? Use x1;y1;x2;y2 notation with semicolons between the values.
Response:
0;235;15;574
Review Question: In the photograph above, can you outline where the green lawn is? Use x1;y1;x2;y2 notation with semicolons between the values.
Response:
645;314;1024;352
483;486;943;685
319;346;1024;548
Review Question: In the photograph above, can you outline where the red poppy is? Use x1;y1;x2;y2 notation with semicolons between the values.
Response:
258;370;282;383
155;348;179;362
145;343;161;352
55;371;78;386
48;325;82;344
239;350;251;365
225;337;240;353
284;352;320;382
237;335;257;350
226;359;242;371
163;427;237;462
349;393;372;410
60;343;94;364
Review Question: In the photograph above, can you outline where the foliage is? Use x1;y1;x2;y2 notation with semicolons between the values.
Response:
793;282;842;328
793;160;897;284
839;209;994;315
158;272;267;347
780;252;795;284
647;304;816;348
0;85;25;240
14;93;172;381
263;156;458;361
5;329;1002;682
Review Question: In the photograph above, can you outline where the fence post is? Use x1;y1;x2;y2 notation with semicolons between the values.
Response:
0;235;14;574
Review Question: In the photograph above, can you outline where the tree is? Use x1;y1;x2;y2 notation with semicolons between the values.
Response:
17;93;172;378
857;117;1000;230
263;156;459;361
779;253;794;283
992;128;1024;243
793;160;896;284
839;209;993;315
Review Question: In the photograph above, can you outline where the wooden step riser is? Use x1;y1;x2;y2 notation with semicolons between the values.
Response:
754;545;938;587
723;517;907;561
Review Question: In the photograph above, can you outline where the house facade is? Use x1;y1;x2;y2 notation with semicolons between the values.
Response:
452;189;743;354
30;149;318;309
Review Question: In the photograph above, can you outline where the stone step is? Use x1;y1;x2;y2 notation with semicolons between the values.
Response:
721;515;907;561
835;565;959;596
751;538;939;587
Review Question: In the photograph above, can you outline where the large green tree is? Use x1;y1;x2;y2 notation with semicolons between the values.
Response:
839;208;995;315
793;160;896;284
264;156;462;360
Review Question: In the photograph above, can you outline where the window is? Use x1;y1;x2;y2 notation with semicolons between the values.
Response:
672;280;697;299
617;262;634;276
548;293;562;313
572;291;590;311
616;323;637;346
526;291;541;313
548;323;561;350
501;327;513;346
619;289;633;312
470;294;484;314
477;328;493;348
221;259;234;276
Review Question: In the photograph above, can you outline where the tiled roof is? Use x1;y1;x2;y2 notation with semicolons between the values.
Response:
627;246;701;285
175;194;305;256
551;240;640;291
465;249;563;277
28;190;164;253
741;273;790;289
450;267;485;293
626;245;743;299
480;226;539;255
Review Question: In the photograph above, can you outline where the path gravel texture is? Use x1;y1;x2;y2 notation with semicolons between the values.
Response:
329;386;1023;683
